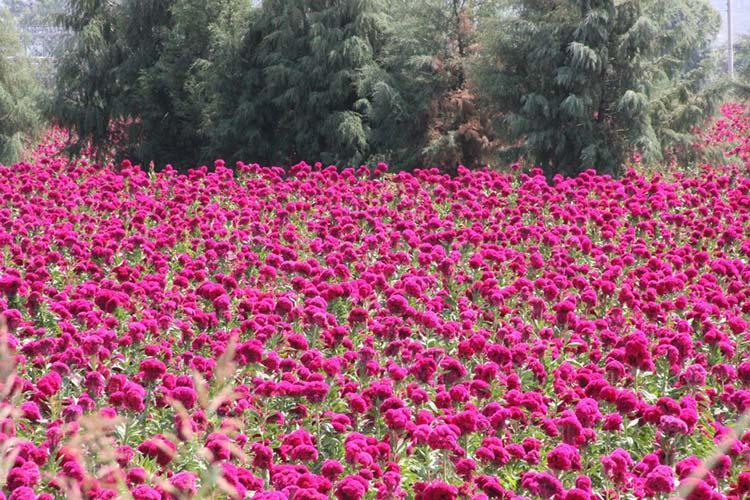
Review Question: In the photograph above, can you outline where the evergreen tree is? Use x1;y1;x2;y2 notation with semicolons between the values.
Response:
733;35;750;100
474;0;721;177
49;0;725;173
128;0;221;167
116;0;173;109
646;0;725;164
51;0;127;157
52;0;389;168
362;0;497;169
197;0;267;163
255;0;388;166
4;0;65;25
205;0;499;169
0;8;42;164
51;0;224;167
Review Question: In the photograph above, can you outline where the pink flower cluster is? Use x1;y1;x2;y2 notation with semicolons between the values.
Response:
1;104;750;498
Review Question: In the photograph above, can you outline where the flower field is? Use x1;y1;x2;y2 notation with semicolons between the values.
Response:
2;104;750;500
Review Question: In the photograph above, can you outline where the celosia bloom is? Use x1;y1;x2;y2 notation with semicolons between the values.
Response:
547;443;582;472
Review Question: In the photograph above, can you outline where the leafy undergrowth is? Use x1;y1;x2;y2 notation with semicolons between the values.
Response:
1;105;750;499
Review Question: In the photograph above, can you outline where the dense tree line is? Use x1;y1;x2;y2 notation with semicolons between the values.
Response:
40;0;726;175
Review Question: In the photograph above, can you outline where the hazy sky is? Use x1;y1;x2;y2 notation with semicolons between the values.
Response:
711;0;750;41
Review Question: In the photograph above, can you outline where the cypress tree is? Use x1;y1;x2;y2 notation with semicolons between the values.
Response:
51;0;123;158
128;0;219;167
116;0;173;111
52;0;390;168
255;0;388;166
197;0;267;164
474;0;721;177
646;0;725;165
51;0;221;167
0;8;42;164
733;35;750;100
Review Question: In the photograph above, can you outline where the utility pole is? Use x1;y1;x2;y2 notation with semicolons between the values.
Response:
728;0;734;78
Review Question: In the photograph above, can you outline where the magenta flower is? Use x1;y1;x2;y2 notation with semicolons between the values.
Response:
4;109;750;497
415;480;458;500
547;443;582;472
335;474;368;500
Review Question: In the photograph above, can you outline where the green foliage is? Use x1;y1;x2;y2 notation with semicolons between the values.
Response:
197;0;387;167
125;0;219;168
0;8;42;164
3;0;65;25
52;0;392;168
739;35;750;75
49;0;126;158
249;0;388;166
50;0;233;166
362;0;498;169
361;0;463;167
473;0;722;177
645;1;726;165
734;35;750;101
194;0;267;163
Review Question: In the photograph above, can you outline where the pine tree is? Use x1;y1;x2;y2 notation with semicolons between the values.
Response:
51;0;216;167
128;0;221;168
646;0;725;164
733;35;750;100
474;0;721;177
197;0;268;163
51;0;390;168
116;0;173;108
0;8;42;164
51;0;128;157
255;0;388;166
